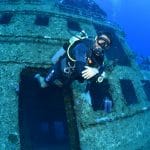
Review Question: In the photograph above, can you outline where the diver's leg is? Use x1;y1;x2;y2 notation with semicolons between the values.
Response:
34;65;56;88
45;63;64;87
35;62;64;88
34;74;48;88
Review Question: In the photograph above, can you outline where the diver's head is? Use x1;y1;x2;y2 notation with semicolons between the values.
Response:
92;32;112;56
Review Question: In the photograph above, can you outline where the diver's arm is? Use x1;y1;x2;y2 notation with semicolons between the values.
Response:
90;70;106;83
73;43;104;81
94;58;106;83
83;56;105;82
73;43;87;76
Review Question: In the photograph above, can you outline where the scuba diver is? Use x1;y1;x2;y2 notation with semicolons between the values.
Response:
35;31;112;88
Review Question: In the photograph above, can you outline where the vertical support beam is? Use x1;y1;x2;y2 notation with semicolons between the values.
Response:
63;87;81;150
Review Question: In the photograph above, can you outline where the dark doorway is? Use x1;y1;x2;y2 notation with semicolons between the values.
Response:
67;19;81;32
34;14;50;26
19;67;71;150
0;13;13;24
141;80;150;101
89;79;113;111
120;79;138;105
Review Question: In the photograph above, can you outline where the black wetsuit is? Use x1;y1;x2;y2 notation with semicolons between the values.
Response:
45;39;105;86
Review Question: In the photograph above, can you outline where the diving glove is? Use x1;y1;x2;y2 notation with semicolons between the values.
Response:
82;66;99;79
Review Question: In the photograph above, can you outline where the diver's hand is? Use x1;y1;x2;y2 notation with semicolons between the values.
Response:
82;66;99;79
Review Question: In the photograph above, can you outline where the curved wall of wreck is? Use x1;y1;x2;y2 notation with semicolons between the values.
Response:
0;0;150;150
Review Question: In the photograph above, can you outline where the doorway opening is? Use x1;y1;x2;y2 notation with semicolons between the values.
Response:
19;67;80;150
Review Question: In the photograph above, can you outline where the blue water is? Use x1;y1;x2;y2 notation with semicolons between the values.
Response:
95;0;150;56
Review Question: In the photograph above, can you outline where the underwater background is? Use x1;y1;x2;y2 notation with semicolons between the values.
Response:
0;0;150;150
95;0;150;57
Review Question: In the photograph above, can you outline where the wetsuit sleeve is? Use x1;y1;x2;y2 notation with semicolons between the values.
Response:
90;54;105;82
72;43;88;77
96;52;105;74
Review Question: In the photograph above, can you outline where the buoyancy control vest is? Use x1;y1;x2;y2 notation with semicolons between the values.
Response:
51;30;89;64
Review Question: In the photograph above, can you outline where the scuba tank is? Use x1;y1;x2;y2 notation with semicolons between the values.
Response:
69;30;88;44
51;47;65;64
51;30;88;64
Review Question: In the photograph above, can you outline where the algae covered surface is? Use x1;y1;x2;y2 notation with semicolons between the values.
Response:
0;0;150;150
